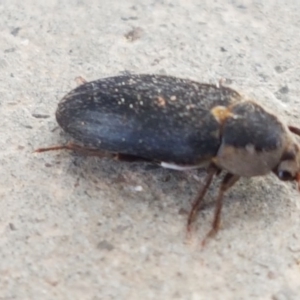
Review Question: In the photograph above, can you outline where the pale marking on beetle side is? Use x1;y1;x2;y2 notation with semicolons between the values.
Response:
215;143;283;177
160;162;207;170
170;95;177;101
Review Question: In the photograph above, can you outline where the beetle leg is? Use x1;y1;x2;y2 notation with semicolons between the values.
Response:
35;143;154;162
201;173;240;246
288;125;300;137
34;143;113;158
187;164;219;233
35;143;78;153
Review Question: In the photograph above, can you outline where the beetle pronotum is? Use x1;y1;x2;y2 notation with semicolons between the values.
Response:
36;74;300;243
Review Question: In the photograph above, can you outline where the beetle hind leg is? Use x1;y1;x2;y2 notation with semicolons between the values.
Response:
34;142;113;159
35;143;153;162
201;173;240;246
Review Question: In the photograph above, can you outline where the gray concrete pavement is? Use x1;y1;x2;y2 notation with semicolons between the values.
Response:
1;1;300;299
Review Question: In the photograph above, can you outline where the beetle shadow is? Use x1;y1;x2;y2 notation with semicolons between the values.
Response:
58;149;205;210
44;143;297;235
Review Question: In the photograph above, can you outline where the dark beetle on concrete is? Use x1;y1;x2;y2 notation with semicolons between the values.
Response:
36;74;300;243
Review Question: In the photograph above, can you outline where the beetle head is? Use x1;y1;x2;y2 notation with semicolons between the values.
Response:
274;142;300;190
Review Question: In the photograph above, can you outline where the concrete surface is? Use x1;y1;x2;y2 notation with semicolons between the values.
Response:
1;1;300;299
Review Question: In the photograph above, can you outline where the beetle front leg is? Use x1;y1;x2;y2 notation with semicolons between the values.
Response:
201;173;240;246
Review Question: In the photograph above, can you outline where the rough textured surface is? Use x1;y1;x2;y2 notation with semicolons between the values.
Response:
1;1;300;299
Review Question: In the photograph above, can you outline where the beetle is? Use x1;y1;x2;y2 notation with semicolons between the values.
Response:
36;74;300;244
